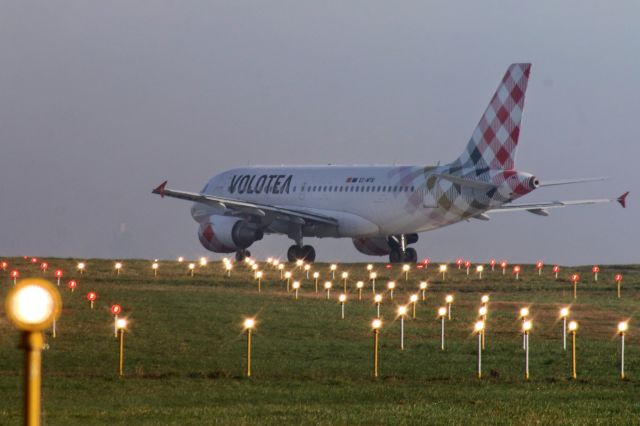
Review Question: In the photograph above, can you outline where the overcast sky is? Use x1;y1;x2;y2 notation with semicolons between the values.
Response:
1;1;638;265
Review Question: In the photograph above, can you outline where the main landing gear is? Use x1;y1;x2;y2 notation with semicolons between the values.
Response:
388;234;418;263
287;244;316;263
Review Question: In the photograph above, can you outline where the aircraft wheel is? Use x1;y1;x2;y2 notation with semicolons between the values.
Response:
287;245;301;263
302;245;316;263
404;247;418;263
389;249;403;263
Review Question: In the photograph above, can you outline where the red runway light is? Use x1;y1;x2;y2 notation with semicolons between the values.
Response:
615;274;623;282
87;292;97;301
1;261;8;270
489;259;496;266
68;280;77;290
536;261;543;269
553;265;560;273
592;266;600;273
571;274;580;282
10;270;19;278
55;270;63;278
422;258;430;265
31;257;38;263
111;304;122;315
41;262;48;271
385;264;392;269
513;266;521;273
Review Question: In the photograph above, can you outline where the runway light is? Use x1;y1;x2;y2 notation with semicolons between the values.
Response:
356;281;364;300
284;271;292;292
86;291;97;309
410;294;418;319
571;273;580;299
523;320;532;379
77;262;86;275
500;261;507;275
200;257;208;267
476;265;484;279
371;319;382;378
489;259;496;272
313;272;320;293
278;263;284;278
465;260;471;276
330;264;337;279
445;294;454;320
536;261;543;276
553;265;560;279
31;257;38;264
481;295;489;306
40;262;48;272
569;321;578;379
151;262;159;277
367;264;373;272
519;307;529;319
438;307;447;350
115;262;123;275
116;318;128;376
513;265;521;280
397;305;407;350
256;271;263;292
292;281;300;299
339;294;347;319
341;272;349;293
1;261;7;271
111;304;122;338
226;262;233;277
560;307;570;351
67;280;77;292
422;258;430;269
385;264;392;270
188;263;196;277
369;272;377;293
304;264;310;278
54;269;63;286
403;264;410;281
5;278;62;425
177;256;184;263
387;281;395;300
439;264;447;280
374;294;383;318
456;258;463;269
243;318;255;377
296;259;303;268
479;306;488;349
475;321;485;379
419;281;428;301
619;321;628;379
11;270;20;285
615;274;623;298
592;265;600;281
324;281;332;299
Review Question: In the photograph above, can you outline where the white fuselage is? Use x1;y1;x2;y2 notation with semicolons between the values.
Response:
191;164;519;239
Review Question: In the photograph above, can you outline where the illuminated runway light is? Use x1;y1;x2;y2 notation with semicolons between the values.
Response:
40;262;48;272
292;281;300;300
560;307;570;351
569;321;578;379
115;262;123;275
619;321;628;380
553;265;560;279
536;261;543;276
445;294;454;320
151;262;159;277
476;265;484;279
419;281;428;301
571;273;580;299
402;264;410;281
438;306;447;350
5;278;62;425
397;305;408;350
409;294;418;319
439;264;447;280
324;281;332;300
592;265;600;282
489;259;496;272
513;265;521;280
369;272;377;293
77;262;86;275
188;263;196;277
523;320;532;379
387;281;395;300
500;261;508;275
67;280;77;292
86;291;97;309
371;319;382;378
339;294;347;319
465;261;471;276
374;294;383;318
54;269;63;286
474;320;485;379
615;274;623;298
356;281;364;300
313;272;320;293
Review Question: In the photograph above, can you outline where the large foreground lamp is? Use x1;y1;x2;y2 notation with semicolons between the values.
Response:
5;279;62;426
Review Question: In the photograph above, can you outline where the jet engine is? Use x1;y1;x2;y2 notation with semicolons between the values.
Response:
352;237;392;256
198;216;263;253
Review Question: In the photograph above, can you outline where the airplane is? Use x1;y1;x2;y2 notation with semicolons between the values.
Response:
153;63;628;263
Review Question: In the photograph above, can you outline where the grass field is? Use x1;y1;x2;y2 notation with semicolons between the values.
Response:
0;257;639;425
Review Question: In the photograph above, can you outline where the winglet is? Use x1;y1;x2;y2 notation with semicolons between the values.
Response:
152;181;168;198
617;191;629;208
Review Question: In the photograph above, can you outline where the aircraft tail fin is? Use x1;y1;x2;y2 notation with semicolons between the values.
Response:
454;63;531;170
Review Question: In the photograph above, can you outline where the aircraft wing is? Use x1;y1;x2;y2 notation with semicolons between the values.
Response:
152;181;338;226
487;191;629;216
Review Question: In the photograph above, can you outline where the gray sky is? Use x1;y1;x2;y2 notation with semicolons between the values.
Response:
1;1;638;265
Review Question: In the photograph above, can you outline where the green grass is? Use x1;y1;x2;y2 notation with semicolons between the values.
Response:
1;257;639;425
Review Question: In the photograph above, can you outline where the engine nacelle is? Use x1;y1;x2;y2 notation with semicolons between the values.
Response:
352;237;392;256
198;216;263;253
497;172;539;198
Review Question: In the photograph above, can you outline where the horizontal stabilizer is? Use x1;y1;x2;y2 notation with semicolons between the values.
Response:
537;177;607;187
527;208;549;216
